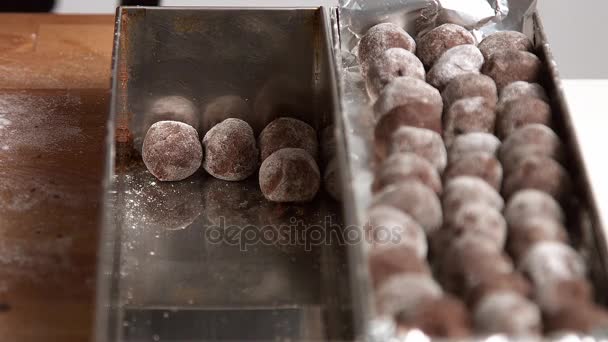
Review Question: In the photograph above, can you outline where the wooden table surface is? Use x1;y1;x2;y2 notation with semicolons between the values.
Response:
0;14;115;342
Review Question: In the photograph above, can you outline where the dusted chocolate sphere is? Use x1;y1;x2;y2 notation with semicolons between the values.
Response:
373;153;442;194
448;132;501;164
401;295;472;338
497;97;552;139
374;109;447;164
416;24;475;68
478;31;533;60
258;117;318;162
142;121;203;182
473;291;542;336
545;303;608;334
507;216;569;263
366;205;428;259
371;181;443;233
443;97;497;146
466;272;532;308
482;50;542;90
443;152;503;191
259;148;320;202
373;77;443;121
323;157;342;201
202;118;258;181
442;73;497;108
443;176;504;220
358;23;416;75
502;155;571;202
504;189;566;228
535;279;593;315
375;274;443;318
497;81;548;110
443;202;507;251
499;124;563;172
366;48;425;101
427;45;484;90
201;95;250;133
369;246;430;288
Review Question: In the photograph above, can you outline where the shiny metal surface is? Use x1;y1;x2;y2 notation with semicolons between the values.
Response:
96;6;353;341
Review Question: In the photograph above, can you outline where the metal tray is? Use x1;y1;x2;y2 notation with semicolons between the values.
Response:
95;6;352;341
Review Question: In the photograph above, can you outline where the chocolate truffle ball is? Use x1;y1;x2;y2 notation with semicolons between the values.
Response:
401;295;472;338
258;117;318;162
545;303;608;334
142;121;203;182
442;176;504;220
519;241;586;291
496;97;552;139
443;97;497;146
482;50;542;89
504;189;566;228
378;126;447;173
369;246;430;288
366;48;425;101
375;274;443;318
201;95;250;133
507;216;569;263
358;23;416;75
373;153;442;194
448;132;501;163
499;124;563;172
323;157;342;201
427;45;484;90
497;81;549;110
535;279;594;315
366;205;428;259
443;152;503;191
202;118;258;181
478;31;533;60
437;235;514;294
416;24;476;68
502;155;571;201
442;73;498;108
466;272;532;308
371;181;443;233
259;148;320;202
473;291;542;336
373;77;443;121
443;202;507;251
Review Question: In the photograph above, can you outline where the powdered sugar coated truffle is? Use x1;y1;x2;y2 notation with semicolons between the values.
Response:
519;241;587;290
443;96;496;146
502;155;571;201
366;48;425;101
427;45;484;89
473;291;542;336
448;132;501;163
504;189;565;227
384;126;447;172
366;205;428;259
259;148;320;202
373;77;443;121
443;152;503;191
375;274;442;318
478;31;533;60
358;23;416;75
443;202;507;250
497;81;548;110
442;176;504;220
416;24;475;68
497;97;552;139
373;153;442;194
258;117;318;162
442;73;497;108
508;216;569;263
482;50;542;89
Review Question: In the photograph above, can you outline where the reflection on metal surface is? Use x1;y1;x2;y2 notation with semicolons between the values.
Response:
97;6;353;341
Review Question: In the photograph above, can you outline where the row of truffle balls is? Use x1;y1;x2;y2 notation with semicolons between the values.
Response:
141;106;336;202
359;20;607;337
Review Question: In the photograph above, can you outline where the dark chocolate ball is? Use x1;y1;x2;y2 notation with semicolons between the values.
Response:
502;155;571;202
369;245;430;289
443;202;507;251
373;76;443;121
478;31;533;60
448;132;501;164
373;153;442;194
496;97;552;139
442;176;504;221
375;274;443;318
142;120;203;182
443;96;497;146
482;50;542;89
374;102;443;157
497;81;548;111
473;291;542;336
358;23;416;75
401;295;472;338
378;126;447;173
499;124;563;172
371;181;443;233
416;23;475;68
366;48;425;101
443;152;503;191
202;118;259;181
259;148;320;202
427;45;484;90
466;272;532;309
545;303;608;334
519;241;586;291
507;216;569;263
535;279;593;315
442;73;498;109
365;205;428;259
504;189;566;228
258;117;318;162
